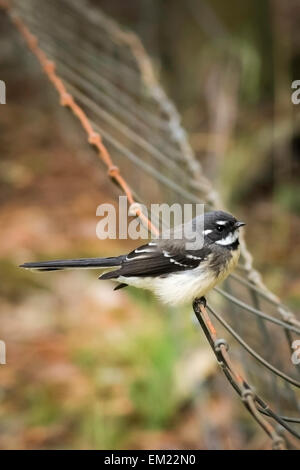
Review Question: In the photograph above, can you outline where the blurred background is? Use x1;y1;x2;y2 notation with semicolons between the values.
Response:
0;0;299;449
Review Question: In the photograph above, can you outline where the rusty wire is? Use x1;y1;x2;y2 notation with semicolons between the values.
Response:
0;0;159;237
193;300;288;449
1;0;299;449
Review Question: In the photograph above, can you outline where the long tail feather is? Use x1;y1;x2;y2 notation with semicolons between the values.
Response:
20;256;124;271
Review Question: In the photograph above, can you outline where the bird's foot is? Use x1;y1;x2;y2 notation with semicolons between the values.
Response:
193;296;207;311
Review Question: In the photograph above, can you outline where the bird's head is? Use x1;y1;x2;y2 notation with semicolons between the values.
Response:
203;211;245;248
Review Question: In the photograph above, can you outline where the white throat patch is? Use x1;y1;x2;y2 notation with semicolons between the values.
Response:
216;230;239;246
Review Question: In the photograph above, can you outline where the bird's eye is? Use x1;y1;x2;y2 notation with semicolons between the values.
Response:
216;225;224;232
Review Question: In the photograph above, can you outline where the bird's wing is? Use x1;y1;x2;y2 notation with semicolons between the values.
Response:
100;243;212;279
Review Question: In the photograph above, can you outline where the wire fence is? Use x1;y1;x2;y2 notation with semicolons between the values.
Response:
1;0;299;449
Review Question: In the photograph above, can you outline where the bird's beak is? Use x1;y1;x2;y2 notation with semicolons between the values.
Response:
235;221;246;228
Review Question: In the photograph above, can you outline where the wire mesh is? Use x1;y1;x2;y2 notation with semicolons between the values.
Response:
1;0;299;449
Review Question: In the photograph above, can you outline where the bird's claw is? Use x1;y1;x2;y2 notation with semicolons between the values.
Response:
193;296;207;310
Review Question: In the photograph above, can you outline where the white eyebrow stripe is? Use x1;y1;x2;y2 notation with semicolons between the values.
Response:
216;230;239;246
216;220;227;225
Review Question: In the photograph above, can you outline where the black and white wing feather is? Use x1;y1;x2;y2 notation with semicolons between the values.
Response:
100;243;212;279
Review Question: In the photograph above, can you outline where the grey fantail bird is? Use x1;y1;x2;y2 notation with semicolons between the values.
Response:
20;210;245;305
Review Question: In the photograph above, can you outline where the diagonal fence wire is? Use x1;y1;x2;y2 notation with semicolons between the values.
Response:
1;0;299;449
193;299;288;449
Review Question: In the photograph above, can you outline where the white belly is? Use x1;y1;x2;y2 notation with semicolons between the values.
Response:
118;248;240;306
